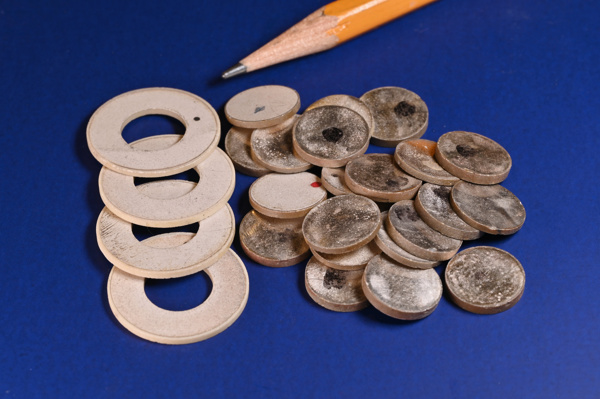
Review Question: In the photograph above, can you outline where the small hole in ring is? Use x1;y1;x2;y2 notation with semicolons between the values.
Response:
194;116;200;121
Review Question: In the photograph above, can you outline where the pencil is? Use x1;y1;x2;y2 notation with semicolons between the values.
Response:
222;0;439;79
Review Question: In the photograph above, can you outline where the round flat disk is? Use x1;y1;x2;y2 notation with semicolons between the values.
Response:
321;167;352;196
224;126;271;177
386;200;462;261
344;154;422;202
107;236;248;345
450;181;526;235
362;254;442;320
360;87;428;147
239;210;309;267
311;240;381;271
250;115;310;173
445;246;525;314
97;181;235;279
87;87;220;177
225;85;300;129
375;212;440;269
435;131;512;184
394;139;459;186
306;94;374;138
305;257;369;312
99;135;235;228
303;195;381;255
415;183;484;240
248;172;327;219
293;105;370;167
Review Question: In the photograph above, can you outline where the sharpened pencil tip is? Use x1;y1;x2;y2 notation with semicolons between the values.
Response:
222;63;247;79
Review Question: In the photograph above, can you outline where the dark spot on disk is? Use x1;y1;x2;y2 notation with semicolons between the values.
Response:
322;127;344;143
456;144;477;157
386;177;408;189
394;205;420;222
432;185;449;199
254;106;265;114
193;116;200;121
394;101;416;117
323;268;346;289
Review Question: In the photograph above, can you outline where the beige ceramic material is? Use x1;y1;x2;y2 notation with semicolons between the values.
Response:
107;235;249;345
87;87;220;177
305;257;369;312
305;94;374;138
99;135;235;228
394;139;460;186
239;210;309;267
225;85;300;129
224;126;271;177
320;167;352;196
310;240;381;271
249;172;327;219
97;181;235;279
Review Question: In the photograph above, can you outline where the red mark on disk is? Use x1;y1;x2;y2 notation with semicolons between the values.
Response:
311;182;322;188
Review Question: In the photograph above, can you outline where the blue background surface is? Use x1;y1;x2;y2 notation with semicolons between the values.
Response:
1;0;599;397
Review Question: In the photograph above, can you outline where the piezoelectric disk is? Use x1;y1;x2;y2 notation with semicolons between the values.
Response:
445;246;525;314
394;139;459;185
107;234;248;345
303;195;381;254
311;240;381;271
99;135;235;227
360;87;428;147
224;126;271;177
435;131;512;185
450;181;526;235
293;106;370;167
374;212;440;269
414;183;484;240
225;85;300;129
87;87;220;177
97;181;235;279
386;200;462;261
321;167;352;196
248;172;327;218
305;94;374;138
250;115;311;173
362;254;442;320
239;210;309;267
305;257;369;312
344;154;422;202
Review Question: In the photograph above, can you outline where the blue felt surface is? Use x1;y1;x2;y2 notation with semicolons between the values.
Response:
1;0;599;397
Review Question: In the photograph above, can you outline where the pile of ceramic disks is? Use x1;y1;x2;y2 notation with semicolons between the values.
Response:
87;87;249;344
227;85;526;319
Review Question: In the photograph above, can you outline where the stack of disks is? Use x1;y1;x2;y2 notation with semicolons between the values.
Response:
228;85;526;319
87;87;248;344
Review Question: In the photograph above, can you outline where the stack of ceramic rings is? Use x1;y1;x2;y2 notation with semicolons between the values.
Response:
87;88;249;344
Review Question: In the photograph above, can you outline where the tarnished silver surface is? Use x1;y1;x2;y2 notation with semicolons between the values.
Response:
445;246;525;314
251;115;311;173
311;240;381;271
415;183;484;240
303;195;381;254
374;212;440;269
224;126;271;177
394;139;459;186
360;87;428;147
321;167;352;196
293;105;369;167
435;131;511;184
387;200;462;261
362;254;442;320
249;172;327;219
451;181;526;235
305;94;374;138
305;257;369;312
345;154;422;203
239;210;309;267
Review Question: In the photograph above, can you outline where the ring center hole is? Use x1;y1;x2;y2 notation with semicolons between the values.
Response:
132;222;199;243
134;168;200;187
322;127;344;143
122;114;185;144
145;272;213;311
